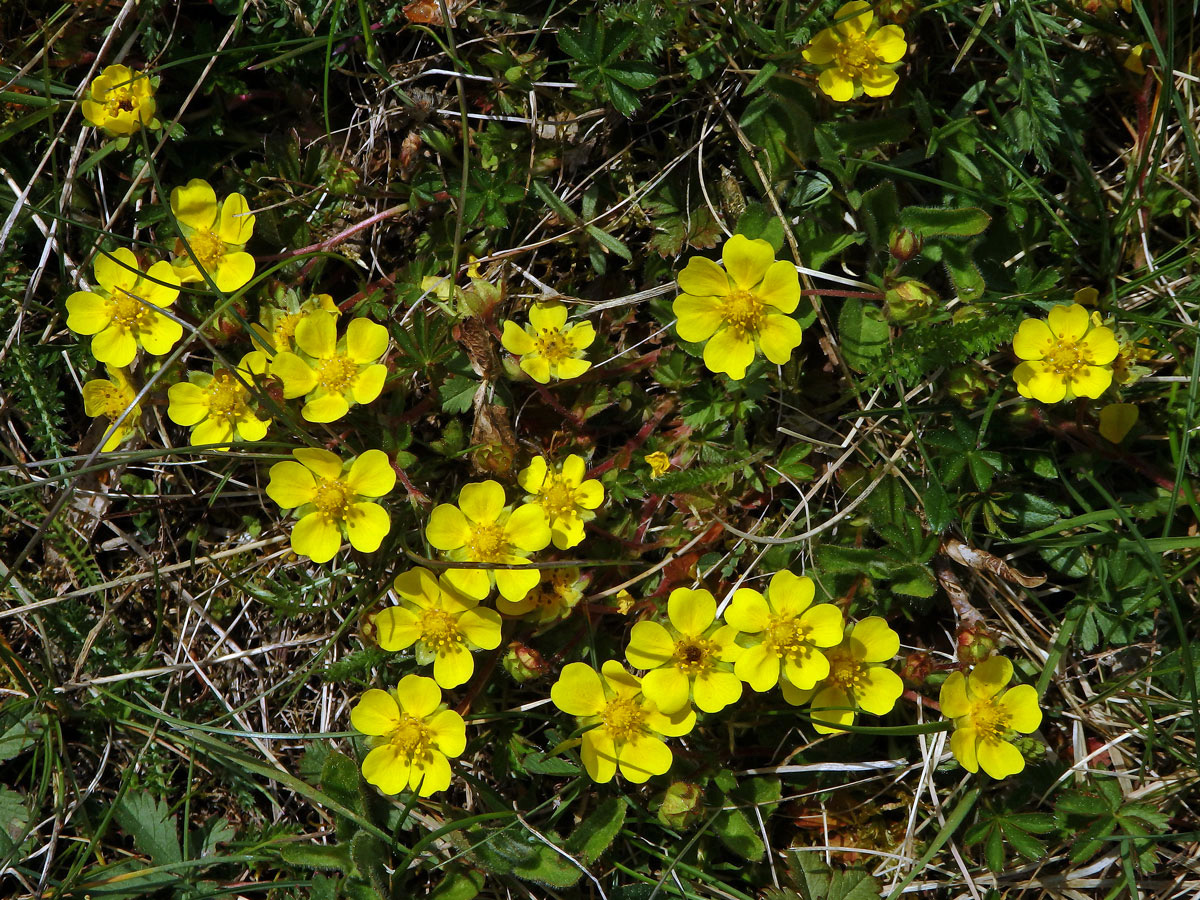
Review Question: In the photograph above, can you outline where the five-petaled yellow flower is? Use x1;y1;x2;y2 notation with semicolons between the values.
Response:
270;311;389;423
940;655;1042;780
726;571;844;693
80;64;159;136
783;616;904;732
82;367;140;451
517;454;604;550
501;302;595;384
496;566;586;622
266;448;395;563
1013;304;1118;403
167;352;270;449
802;1;908;102
351;674;466;796
375;568;503;689
426;481;551;602
169;178;256;293
66;248;183;367
626;588;743;715
550;660;695;784
674;235;803;380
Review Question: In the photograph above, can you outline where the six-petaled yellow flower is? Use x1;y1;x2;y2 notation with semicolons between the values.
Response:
66;248;183;367
496;566;586;622
167;352;270;449
626;588;744;715
517;454;604;550
726;571;844;693
81;64;159;136
375;568;503;689
351;674;466;796
550;660;695;784
1013;303;1119;403
425;481;551;602
802;1;908;102
169;178;256;293
270;311;389;423
940;655;1042;780
501;302;595;383
266;448;395;563
82;367;140;451
783;616;904;732
673;235;803;380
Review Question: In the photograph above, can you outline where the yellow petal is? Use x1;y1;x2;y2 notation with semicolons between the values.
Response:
999;684;1042;733
1080;326;1119;365
292;510;342;563
166;382;209;426
702;326;755;380
551;662;607;716
641;667;691;715
617;734;673;783
1015;361;1066;403
721;234;775;291
781;646;830;691
528;302;568;332
397;673;443;717
566;321;596;350
432;645;474;688
141;261;181;306
1012;318;1055;361
756;260;801;312
860;66;899;98
413;751;452;796
950;725;979;773
848;616;899;663
676;255;730;297
266;461;316;508
218;193;255;245
802;29;840;65
581;731;618;784
505;503;551;551
346;449;396;497
673;294;724;342
270;352;318;397
835;1;874;34
444;567;491;601
295;310;338;358
351;688;401;735
691;670;742;714
66;292;112;335
458;480;506;524
626;620;676;669
346;317;389;362
352;364;387;405
869;25;908;63
1098;403;1138;443
91;326;137;367
458;608;502;649
500;320;535;355
977;736;1025;779
757;312;804;365
517;456;549;494
345;502;390;553
735;643;780;691
667;588;715;636
170;179;218;231
855;665;904;716
426;504;471;550
1047;304;1089;342
767;570;815;615
819;67;856;102
554;357;591;380
191;416;233;448
1067;364;1113;399
94;247;140;293
810;685;856;734
519;356;551;383
939;672;970;718
293;448;344;480
968;656;1013;699
302;392;350;423
138;316;183;356
725;588;769;633
427;709;467;757
213;252;256;293
394;567;442;605
494;566;540;602
361;745;409;794
374;607;420;651
575;479;604;510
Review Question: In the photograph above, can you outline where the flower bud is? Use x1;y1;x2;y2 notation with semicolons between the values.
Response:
501;642;550;683
946;365;989;409
884;278;938;323
655;781;704;829
900;650;933;687
888;227;922;262
956;626;999;667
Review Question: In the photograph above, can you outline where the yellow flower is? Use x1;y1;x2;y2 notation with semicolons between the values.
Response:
270;311;389;423
65;248;183;367
501;302;595;384
167;352;270;448
375;568;503;689
80;64;159;136
645;451;671;478
726;571;844;693
169;178;256;293
266;448;395;563
251;293;340;355
1099;403;1138;443
81;367;140;451
1013;304;1119;403
1124;42;1151;75
802;1;908;102
496;566;585;622
517;454;604;550
351;674;466;796
940;655;1042;779
673;234;803;380
626;588;743;715
425;481;551;602
550;660;695;784
783;617;904;733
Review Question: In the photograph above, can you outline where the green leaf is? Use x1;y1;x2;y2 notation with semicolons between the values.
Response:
431;866;486;900
113;792;182;866
439;374;479;415
940;241;986;301
838;299;889;373
321;751;364;816
585;223;633;261
900;206;992;238
744;62;779;96
564;797;627;865
0;712;40;764
0;787;30;855
1002;823;1047;861
787;852;881;900
280;841;353;871
713;807;763;861
351;832;390;897
522;751;581;776
606;62;658;89
736;203;785;253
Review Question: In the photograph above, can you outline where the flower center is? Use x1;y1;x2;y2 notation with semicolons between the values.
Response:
533;327;572;364
311;477;351;521
825;647;868;692
1044;339;1089;379
835;35;876;73
419;608;464;654
109;290;154;330
673;635;718;676
205;372;250;420
600;695;647;742
386;714;435;760
186;229;226;272
720;289;765;338
93;382;135;419
539;475;577;521
467;521;508;562
273;312;301;348
967;697;1013;742
315;355;359;393
763;613;813;659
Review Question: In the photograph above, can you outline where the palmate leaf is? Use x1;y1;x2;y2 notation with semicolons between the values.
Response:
113;791;182;867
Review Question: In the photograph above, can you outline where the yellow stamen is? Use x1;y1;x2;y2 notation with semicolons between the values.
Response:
419;608;464;654
721;289;765;338
673;635;718;677
386;714;435;761
533;327;573;364
315;355;359;393
205;372;250;420
467;521;508;562
311;478;351;522
600;695;646;742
